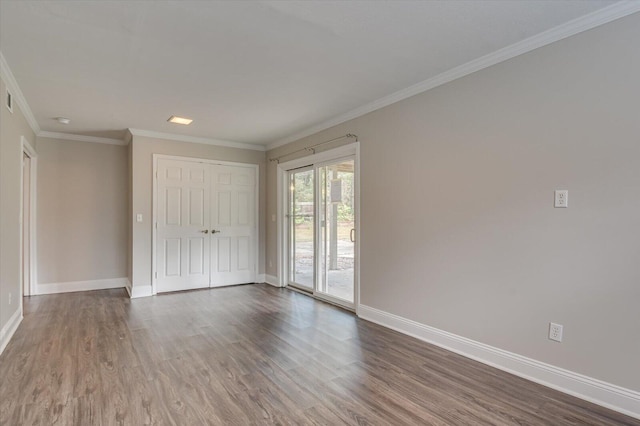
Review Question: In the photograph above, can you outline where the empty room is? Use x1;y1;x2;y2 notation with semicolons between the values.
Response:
1;1;639;424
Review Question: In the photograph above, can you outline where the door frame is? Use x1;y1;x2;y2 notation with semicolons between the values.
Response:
151;154;259;295
277;143;360;313
286;165;316;291
20;137;37;300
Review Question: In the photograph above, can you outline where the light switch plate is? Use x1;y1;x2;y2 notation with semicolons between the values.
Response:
554;190;568;208
136;213;143;222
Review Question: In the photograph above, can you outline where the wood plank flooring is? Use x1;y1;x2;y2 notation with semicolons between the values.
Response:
0;284;637;425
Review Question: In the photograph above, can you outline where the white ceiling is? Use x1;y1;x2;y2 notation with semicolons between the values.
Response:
0;1;626;147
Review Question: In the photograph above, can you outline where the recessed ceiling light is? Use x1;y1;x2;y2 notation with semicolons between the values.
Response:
168;115;193;125
55;117;71;124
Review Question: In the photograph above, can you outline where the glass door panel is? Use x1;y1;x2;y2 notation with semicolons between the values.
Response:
318;159;355;303
288;168;314;289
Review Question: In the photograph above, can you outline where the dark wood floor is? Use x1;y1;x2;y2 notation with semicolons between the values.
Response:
0;284;637;425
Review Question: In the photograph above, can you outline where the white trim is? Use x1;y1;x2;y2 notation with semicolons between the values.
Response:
21;137;38;298
312;290;355;312
276;161;285;287
151;154;260;295
36;277;127;295
0;307;22;356
38;131;127;146
284;285;355;312
130;284;153;299
19;142;24;310
358;304;640;420
264;274;280;287
129;128;265;151
0;51;40;135
152;155;159;296
266;2;640;150
354;143;361;316
125;280;132;297
21;137;37;160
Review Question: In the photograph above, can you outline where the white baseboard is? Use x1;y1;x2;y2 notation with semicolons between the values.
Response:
264;274;280;287
255;274;265;283
125;279;132;297
130;284;153;299
358;304;640;420
0;306;23;356
37;277;127;295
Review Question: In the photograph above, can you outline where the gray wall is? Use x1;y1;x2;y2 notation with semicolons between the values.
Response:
0;76;36;332
266;13;640;391
36;137;128;284
130;135;266;291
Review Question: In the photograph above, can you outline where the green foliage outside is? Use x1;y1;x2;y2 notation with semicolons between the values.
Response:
291;168;354;225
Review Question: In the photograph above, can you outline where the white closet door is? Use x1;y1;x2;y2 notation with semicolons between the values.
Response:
156;159;211;293
210;165;256;286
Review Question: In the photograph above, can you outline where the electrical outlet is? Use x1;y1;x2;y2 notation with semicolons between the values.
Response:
549;322;563;342
554;190;568;208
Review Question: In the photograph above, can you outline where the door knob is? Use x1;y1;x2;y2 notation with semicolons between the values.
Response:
211;230;221;234
200;230;209;234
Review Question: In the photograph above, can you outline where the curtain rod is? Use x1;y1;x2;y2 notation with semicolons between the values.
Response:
269;133;358;163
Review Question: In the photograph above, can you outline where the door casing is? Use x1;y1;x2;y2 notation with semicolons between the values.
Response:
152;154;259;295
277;143;360;313
287;165;315;290
20;137;37;300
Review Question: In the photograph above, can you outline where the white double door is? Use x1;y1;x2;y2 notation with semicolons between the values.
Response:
156;158;256;293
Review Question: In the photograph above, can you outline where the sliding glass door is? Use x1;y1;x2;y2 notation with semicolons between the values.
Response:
287;156;356;307
288;167;314;289
318;159;355;303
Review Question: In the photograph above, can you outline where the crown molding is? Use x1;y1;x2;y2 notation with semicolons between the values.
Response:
123;129;133;144
38;131;127;146
128;128;266;151
0;51;41;135
267;1;640;150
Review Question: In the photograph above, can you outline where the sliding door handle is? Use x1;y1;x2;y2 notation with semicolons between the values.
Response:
350;228;356;243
